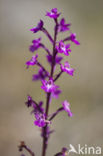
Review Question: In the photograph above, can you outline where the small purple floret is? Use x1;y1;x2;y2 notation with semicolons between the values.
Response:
26;54;38;68
46;55;63;65
29;38;41;52
51;89;61;99
30;20;44;33
32;101;44;114
34;113;46;127
25;95;34;107
70;33;80;45
61;61;75;76
29;99;49;127
34;113;45;127
58;18;71;32
41;79;59;93
57;41;71;56
34;113;51;127
62;100;73;117
32;68;49;81
46;8;61;19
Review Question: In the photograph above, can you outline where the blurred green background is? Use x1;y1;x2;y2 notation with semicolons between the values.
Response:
0;0;103;156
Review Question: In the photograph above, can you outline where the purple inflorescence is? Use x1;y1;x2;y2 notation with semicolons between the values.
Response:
23;8;80;156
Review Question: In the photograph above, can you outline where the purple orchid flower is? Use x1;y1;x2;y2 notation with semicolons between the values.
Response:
46;55;63;65
41;79;59;93
62;100;73;117
56;41;71;56
34;103;51;127
70;33;80;45
32;68;49;81
26;54;38;68
30;20;44;33
61;61;75;76
29;38;41;52
34;113;46;127
51;88;61;99
46;8;61;19
32;101;44;114
25;95;34;107
29;99;49;127
58;18;71;32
